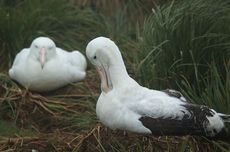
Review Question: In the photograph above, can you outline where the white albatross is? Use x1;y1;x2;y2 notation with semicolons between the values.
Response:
9;37;87;92
86;36;230;139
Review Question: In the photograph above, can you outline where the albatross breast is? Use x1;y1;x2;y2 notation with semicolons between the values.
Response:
9;37;87;92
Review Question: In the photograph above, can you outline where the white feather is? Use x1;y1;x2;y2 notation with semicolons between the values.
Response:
87;36;226;137
9;37;87;92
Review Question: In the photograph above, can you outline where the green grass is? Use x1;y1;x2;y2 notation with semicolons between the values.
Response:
179;61;230;113
136;0;230;115
0;0;104;71
138;0;230;89
0;120;34;137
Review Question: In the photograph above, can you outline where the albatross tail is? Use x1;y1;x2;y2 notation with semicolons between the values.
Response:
218;113;230;123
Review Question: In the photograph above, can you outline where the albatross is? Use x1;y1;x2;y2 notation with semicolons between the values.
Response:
9;37;87;92
86;36;230;139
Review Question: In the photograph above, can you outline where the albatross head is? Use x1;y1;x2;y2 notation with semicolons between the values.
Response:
86;36;128;93
30;37;56;68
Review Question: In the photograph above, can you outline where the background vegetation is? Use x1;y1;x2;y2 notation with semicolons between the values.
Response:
0;0;229;151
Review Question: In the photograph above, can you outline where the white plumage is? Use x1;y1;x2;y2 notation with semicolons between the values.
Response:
86;36;230;138
9;37;87;92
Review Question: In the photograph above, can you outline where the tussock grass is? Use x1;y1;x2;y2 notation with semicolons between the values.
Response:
138;0;230;89
179;61;230;113
0;0;104;71
137;0;230;131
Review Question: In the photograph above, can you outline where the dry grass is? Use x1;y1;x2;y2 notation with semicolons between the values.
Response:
0;124;228;152
0;72;229;152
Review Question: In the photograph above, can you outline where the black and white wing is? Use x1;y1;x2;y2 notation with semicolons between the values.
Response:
126;87;228;138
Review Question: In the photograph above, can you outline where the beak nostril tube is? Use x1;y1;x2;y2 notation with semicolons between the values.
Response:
39;47;46;68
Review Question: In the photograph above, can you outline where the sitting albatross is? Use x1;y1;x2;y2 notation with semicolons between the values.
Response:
86;36;230;139
9;37;87;92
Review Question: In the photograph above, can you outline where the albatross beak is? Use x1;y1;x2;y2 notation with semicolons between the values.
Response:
96;66;112;93
39;47;46;68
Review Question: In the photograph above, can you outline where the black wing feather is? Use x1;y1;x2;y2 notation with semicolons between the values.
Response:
139;103;228;139
162;89;190;102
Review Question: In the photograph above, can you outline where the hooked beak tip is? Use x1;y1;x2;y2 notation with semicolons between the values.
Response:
96;66;112;93
41;64;44;69
39;59;45;69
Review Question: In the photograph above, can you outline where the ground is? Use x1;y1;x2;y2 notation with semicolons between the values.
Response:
0;70;229;152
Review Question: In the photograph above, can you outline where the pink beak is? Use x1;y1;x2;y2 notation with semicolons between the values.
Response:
96;66;110;93
39;47;46;68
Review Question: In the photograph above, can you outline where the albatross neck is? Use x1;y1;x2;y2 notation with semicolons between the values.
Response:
108;62;135;88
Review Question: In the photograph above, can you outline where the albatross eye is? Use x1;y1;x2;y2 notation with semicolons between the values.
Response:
93;56;97;59
34;45;38;48
48;46;53;50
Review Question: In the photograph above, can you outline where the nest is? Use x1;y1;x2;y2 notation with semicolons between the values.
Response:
0;73;229;152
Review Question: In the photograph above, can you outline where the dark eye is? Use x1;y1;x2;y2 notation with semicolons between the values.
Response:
35;45;38;48
48;46;53;50
93;56;97;59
